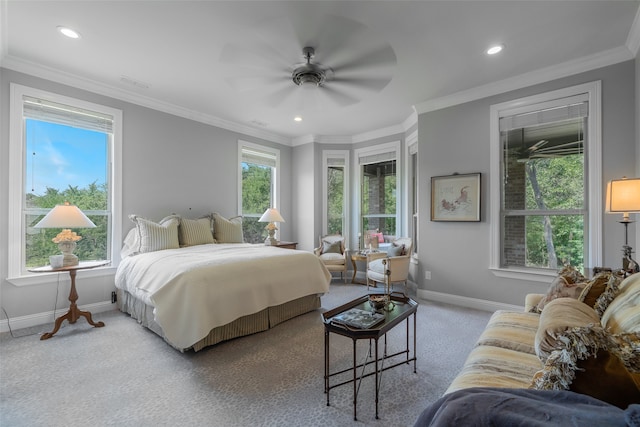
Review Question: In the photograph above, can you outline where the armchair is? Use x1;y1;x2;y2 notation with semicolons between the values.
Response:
366;237;413;294
314;235;348;283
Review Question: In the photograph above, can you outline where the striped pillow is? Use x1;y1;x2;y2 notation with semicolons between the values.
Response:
179;216;215;246
213;213;244;243
129;214;180;253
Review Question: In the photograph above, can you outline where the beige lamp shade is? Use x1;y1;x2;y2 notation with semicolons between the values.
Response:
34;202;97;229
258;208;285;223
606;177;640;221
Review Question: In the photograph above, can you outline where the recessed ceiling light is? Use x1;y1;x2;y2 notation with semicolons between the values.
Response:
57;26;81;39
294;116;302;122
486;44;504;55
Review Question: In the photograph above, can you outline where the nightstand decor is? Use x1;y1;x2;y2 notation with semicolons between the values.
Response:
259;208;285;246
34;201;96;267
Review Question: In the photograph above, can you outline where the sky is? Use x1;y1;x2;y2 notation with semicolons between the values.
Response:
25;119;107;196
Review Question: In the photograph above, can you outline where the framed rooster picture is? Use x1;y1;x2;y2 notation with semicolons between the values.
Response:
431;173;481;222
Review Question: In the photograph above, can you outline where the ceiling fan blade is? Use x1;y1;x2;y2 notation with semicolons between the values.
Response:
219;43;291;70
330;45;397;75
264;85;299;108
330;76;393;93
317;85;360;107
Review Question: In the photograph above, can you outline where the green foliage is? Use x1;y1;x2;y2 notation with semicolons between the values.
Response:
523;155;585;269
26;182;109;267
327;166;344;234
241;163;272;243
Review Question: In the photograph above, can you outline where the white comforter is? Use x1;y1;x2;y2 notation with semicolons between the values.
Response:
115;243;331;349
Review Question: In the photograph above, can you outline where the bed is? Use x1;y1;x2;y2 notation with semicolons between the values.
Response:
115;242;331;352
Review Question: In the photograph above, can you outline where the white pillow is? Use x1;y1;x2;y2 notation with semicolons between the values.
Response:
179;216;215;246
120;228;139;258
128;214;180;253
212;213;244;243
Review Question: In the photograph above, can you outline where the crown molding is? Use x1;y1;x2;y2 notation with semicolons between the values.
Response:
414;45;634;115
1;55;293;146
627;4;640;56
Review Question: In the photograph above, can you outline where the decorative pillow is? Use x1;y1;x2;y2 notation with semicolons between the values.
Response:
120;228;139;258
530;326;640;409
179;216;215;246
557;264;586;284
593;273;623;318
212;213;244;243
534;297;601;363
128;214;180;253
322;240;342;254
387;244;404;257
532;275;587;314
578;272;613;308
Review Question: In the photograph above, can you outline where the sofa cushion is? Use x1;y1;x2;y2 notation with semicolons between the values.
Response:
319;252;345;266
476;310;540;355
322;239;342;254
534;298;600;363
601;272;640;334
387;244;404;257
445;345;542;395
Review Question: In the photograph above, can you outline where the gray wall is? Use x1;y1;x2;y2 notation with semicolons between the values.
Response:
0;68;292;322
417;60;637;305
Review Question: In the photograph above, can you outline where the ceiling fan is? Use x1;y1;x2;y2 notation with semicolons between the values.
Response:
220;14;397;109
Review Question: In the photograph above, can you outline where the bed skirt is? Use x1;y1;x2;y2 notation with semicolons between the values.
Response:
116;289;321;352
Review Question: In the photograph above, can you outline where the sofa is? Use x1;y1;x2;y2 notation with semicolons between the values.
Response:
443;269;640;410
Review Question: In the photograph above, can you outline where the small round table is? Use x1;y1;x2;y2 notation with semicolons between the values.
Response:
28;260;109;340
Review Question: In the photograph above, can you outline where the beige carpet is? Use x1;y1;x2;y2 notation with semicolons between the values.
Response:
0;281;491;427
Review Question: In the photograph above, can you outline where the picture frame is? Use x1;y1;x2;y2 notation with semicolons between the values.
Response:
431;173;481;222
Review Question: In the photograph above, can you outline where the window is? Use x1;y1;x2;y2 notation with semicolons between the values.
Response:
355;141;401;249
9;84;122;280
407;135;418;255
322;151;349;236
238;141;280;243
490;82;602;279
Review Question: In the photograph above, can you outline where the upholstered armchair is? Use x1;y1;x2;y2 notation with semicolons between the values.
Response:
314;235;348;283
366;237;413;294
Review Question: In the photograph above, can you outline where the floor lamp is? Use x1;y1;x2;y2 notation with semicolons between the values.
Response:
606;177;640;275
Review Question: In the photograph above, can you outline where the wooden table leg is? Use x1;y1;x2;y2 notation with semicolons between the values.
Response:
40;269;104;340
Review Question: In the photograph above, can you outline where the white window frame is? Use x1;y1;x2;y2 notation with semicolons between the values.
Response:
405;130;418;258
237;140;281;235
353;140;402;250
8;83;123;284
322;150;350;238
489;81;602;282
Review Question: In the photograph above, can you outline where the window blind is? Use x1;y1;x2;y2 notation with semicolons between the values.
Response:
23;96;113;133
327;157;345;167
241;148;277;168
499;101;588;132
358;151;396;165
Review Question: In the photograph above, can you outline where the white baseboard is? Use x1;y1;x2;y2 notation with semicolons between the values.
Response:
417;289;523;313
0;301;116;333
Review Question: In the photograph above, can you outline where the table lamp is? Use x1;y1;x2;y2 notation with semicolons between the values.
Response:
605;177;640;274
259;208;285;246
34;201;96;267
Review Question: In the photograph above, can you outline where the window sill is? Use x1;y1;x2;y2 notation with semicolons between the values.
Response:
489;267;556;284
7;265;117;287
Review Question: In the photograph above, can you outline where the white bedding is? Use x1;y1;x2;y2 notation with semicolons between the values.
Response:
115;243;331;349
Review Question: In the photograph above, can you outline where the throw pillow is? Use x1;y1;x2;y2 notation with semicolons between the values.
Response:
179;216;215;246
322;239;343;254
128;214;180;253
387;244;404;257
530;327;640;409
557;264;586;284
578;272;613;308
212;213;244;243
532;275;588;314
534;297;601;363
593;273;623;318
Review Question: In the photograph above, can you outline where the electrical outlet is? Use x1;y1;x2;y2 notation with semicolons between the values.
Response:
424;271;431;280
111;291;117;304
